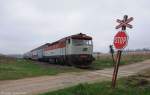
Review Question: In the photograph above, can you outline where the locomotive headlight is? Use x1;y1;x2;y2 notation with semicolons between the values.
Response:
83;48;88;51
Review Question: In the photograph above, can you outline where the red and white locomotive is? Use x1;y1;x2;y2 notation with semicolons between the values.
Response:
24;33;94;67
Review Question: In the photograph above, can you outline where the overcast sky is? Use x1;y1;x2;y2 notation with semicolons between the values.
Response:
0;0;150;54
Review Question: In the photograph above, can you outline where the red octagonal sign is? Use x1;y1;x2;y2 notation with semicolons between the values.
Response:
113;31;128;50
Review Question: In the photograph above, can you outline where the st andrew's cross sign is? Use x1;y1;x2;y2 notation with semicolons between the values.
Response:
115;17;133;29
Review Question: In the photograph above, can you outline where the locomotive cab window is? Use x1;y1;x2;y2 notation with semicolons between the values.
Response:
72;39;92;46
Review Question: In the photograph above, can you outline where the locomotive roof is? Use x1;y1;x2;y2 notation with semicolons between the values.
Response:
30;33;92;51
48;33;92;45
60;33;92;41
30;43;50;52
69;33;92;40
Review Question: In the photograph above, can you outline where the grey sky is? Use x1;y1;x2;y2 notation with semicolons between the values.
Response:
0;0;150;54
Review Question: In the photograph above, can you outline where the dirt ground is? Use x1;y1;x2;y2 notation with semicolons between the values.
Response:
0;60;150;95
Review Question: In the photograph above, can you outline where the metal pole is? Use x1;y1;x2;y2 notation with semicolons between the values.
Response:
112;50;122;88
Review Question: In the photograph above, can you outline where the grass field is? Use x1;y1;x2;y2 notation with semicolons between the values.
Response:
0;56;83;80
40;69;150;95
0;53;150;80
91;53;150;70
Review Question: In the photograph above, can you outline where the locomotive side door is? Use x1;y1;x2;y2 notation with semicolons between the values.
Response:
65;38;72;65
66;38;71;55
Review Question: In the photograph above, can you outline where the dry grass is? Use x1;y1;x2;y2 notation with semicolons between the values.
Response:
91;53;150;70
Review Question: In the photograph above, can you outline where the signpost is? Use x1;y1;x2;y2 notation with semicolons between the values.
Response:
112;15;133;88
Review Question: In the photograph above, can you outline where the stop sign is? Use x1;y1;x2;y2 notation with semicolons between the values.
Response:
113;31;128;50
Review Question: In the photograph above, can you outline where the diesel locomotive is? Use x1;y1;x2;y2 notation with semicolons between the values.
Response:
24;33;94;67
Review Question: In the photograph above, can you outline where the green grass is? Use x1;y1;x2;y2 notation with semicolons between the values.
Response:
90;53;150;70
40;69;150;95
40;82;150;95
0;53;149;80
0;57;82;80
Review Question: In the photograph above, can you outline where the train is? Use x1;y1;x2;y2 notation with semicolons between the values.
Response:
24;33;94;67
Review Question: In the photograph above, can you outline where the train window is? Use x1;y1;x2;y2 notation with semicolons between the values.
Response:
72;39;92;46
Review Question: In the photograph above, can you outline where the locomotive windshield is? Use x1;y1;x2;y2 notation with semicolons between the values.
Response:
72;39;92;46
